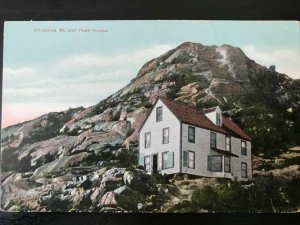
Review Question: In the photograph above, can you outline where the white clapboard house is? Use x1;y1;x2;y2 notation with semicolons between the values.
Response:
138;97;252;181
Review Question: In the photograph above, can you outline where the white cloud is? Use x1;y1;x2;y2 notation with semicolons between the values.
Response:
242;45;300;79
2;44;175;127
58;44;173;72
3;67;37;77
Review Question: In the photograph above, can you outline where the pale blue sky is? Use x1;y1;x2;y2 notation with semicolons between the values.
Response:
2;21;300;127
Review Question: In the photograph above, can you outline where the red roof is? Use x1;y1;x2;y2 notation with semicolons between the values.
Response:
222;116;251;140
160;97;227;134
159;97;251;141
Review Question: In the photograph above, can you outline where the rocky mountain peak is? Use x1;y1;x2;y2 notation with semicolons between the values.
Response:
1;42;300;212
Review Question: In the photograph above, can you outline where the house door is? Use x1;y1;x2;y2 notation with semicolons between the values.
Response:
152;154;158;173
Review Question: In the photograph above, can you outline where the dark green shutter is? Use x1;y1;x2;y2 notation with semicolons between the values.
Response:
183;151;188;167
210;132;216;148
207;155;212;171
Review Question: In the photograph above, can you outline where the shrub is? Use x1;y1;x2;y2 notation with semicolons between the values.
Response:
40;191;71;211
191;186;218;211
189;177;297;213
166;200;196;213
285;177;300;208
152;172;171;185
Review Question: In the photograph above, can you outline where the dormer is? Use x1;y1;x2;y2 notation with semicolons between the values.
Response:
203;106;222;126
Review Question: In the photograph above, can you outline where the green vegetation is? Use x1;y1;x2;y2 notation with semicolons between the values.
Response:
90;143;139;169
191;186;217;210
116;190;146;211
229;101;295;157
23;112;76;144
135;95;152;109
91;99;120;116
151;172;172;185
196;98;220;109
279;157;300;169
120;88;142;102
126;128;135;138
40;190;72;211
170;51;192;64
165;68;209;100
186;177;300;213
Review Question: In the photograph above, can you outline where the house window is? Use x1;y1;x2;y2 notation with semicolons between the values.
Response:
210;132;217;148
183;151;188;167
162;152;174;169
225;136;231;151
188;126;195;143
144;156;150;172
224;156;231;172
241;162;247;178
162;128;169;144
139;153;145;167
145;132;151;148
207;155;222;172
156;106;163;122
216;113;221;126
162;152;168;169
241;140;247;155
188;151;195;169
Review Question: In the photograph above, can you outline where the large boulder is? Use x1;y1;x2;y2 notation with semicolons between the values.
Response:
93;121;119;132
71;187;93;210
111;121;131;138
32;152;88;178
99;168;126;191
93;121;131;138
123;171;134;185
17;135;77;168
90;187;104;203
13;178;42;190
100;186;143;211
270;165;300;177
100;191;117;206
71;131;124;154
123;169;157;195
60;107;115;135
113;185;132;195
103;168;126;179
100;177;123;191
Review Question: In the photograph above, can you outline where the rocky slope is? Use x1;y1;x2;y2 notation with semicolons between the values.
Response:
1;42;300;211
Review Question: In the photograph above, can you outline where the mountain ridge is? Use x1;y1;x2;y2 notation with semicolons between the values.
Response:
1;42;300;211
3;41;300;154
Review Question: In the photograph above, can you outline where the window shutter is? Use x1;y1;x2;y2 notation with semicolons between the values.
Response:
183;151;188;167
207;155;212;171
167;152;174;168
210;132;216;148
138;153;145;166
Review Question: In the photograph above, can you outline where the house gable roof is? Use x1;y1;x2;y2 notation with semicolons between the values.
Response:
137;97;179;133
160;97;227;134
160;97;251;141
138;97;251;141
222;116;251;141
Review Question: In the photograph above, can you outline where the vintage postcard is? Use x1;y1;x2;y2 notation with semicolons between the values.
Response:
1;21;299;212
